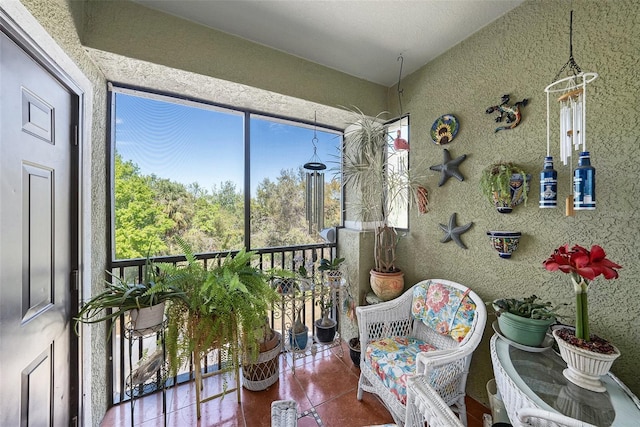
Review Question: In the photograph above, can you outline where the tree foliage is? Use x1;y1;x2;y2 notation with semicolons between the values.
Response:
114;155;340;259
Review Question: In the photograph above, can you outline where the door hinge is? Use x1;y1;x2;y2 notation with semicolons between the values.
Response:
71;269;79;291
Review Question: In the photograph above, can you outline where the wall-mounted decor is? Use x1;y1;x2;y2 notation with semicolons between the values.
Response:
439;213;472;249
430;114;459;145
429;148;467;187
479;162;530;213
487;231;521;259
543;10;598;216
485;94;528;133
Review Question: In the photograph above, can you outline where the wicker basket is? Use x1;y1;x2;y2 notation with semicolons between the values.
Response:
242;331;281;391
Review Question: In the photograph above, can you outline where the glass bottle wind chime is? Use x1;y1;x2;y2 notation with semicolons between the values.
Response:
303;113;326;234
542;10;597;216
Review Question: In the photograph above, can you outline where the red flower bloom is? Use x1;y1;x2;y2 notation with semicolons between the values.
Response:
543;244;621;282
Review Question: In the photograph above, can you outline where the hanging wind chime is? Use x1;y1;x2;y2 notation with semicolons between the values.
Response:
542;10;597;216
303;113;326;234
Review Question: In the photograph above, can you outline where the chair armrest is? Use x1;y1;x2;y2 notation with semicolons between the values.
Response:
415;348;470;374
516;407;597;427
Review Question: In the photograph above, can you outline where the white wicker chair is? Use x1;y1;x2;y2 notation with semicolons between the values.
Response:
406;374;464;427
356;279;486;426
515;408;597;427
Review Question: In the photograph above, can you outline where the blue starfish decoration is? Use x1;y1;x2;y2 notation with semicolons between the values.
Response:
439;213;473;249
429;148;467;187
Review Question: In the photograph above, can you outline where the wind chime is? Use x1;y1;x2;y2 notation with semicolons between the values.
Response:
542;10;597;216
303;113;326;234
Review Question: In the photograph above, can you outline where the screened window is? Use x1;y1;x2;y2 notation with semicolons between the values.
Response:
110;86;342;260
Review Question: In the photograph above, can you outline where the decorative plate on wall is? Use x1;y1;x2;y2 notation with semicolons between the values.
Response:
431;114;459;145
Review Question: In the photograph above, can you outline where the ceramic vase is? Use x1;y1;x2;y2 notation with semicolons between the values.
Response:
487;231;521;259
289;326;309;350
369;269;404;301
493;173;531;213
552;329;620;392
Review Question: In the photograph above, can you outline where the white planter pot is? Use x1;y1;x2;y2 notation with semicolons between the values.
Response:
129;302;166;336
552;329;620;392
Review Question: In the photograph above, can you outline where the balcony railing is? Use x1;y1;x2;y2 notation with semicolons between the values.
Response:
107;243;337;405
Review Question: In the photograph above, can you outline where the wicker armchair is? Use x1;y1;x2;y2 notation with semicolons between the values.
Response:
406;374;464;427
356;279;486;426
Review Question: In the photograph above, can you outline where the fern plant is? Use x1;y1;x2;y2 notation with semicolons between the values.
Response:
161;239;278;377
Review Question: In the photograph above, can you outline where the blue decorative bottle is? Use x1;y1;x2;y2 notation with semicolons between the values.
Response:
539;156;557;208
573;151;595;210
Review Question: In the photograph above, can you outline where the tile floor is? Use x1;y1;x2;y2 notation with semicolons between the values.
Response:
100;340;489;426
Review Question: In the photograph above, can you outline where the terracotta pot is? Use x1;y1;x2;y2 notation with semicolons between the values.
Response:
370;269;404;301
552;328;620;392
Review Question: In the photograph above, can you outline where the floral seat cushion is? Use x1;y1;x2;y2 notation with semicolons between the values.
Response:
412;280;476;342
365;337;437;405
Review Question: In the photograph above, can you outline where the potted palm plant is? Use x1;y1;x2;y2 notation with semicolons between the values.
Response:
75;255;186;337
340;109;427;301
491;295;563;347
314;286;336;343
318;256;345;287
480;161;531;213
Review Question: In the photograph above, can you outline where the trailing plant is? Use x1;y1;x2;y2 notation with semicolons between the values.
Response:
479;161;529;207
161;239;278;377
74;255;186;336
491;295;564;321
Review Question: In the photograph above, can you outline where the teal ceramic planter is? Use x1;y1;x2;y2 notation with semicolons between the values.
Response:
497;311;555;347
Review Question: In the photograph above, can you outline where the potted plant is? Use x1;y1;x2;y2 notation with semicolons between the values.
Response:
160;240;278;386
543;244;622;392
479;161;531;213
340;109;427;301
289;307;309;350
491;295;563;347
318;256;345;287
75;256;186;337
242;316;282;391
314;286;337;343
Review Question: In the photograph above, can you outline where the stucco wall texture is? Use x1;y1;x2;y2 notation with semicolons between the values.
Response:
391;0;640;401
12;0;640;420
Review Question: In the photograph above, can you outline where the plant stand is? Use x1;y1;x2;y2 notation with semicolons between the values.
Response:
275;281;344;372
125;317;167;427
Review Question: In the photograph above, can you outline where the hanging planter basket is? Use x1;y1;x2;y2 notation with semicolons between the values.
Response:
128;302;166;337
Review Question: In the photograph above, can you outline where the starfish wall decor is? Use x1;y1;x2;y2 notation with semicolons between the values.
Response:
439;213;473;249
429;148;467;187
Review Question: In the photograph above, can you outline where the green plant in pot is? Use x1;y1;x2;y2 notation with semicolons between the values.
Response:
339;109;427;301
159;240;278;392
480;161;530;213
289;307;309;350
318;256;345;287
491;295;563;347
75;255;186;337
314;286;337;343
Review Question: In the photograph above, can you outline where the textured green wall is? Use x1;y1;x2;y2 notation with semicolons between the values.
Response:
388;0;640;401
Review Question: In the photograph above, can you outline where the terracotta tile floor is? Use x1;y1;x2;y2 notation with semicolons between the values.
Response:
100;340;489;426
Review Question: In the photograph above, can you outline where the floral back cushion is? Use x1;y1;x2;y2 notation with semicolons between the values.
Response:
411;280;476;342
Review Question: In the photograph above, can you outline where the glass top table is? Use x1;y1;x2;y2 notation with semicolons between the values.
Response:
490;334;640;426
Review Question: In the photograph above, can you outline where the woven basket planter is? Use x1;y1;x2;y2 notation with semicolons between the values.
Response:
242;331;281;391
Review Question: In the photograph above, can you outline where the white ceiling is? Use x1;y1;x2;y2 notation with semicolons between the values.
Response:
132;0;525;87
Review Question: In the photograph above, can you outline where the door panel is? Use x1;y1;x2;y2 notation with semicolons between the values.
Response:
1;31;76;426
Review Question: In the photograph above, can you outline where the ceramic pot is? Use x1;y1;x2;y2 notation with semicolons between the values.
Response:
315;318;337;343
487;231;521;259
348;337;361;367
370;269;404;301
289;326;309;350
552;329;620;392
129;302;165;336
493;173;531;213
496;309;554;347
242;331;281;391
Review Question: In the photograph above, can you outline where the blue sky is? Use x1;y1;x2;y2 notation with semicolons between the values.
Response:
114;92;342;196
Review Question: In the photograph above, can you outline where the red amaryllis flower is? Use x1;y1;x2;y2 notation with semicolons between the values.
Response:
543;244;622;341
543;244;622;282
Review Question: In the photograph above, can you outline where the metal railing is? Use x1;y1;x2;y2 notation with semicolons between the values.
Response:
107;243;337;404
